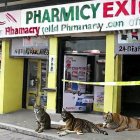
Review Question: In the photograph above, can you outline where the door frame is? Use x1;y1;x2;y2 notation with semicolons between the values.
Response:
22;58;28;108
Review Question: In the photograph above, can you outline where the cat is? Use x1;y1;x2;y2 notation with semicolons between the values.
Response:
102;112;140;132
33;103;51;133
57;108;108;136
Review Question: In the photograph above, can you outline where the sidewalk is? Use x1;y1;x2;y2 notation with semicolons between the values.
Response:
0;109;140;140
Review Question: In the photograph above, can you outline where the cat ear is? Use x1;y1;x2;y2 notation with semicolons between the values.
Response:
107;112;113;116
42;105;46;110
33;102;37;107
62;108;66;111
103;112;111;116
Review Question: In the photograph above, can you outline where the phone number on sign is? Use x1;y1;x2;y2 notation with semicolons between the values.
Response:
119;45;140;53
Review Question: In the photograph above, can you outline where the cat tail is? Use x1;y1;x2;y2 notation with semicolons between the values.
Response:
91;123;108;135
96;123;104;128
100;130;108;135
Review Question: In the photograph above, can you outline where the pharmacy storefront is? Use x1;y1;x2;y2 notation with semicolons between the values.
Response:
0;0;140;114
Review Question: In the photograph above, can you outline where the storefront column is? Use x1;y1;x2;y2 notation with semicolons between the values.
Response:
104;34;115;113
113;55;122;113
0;40;24;114
0;40;4;113
46;37;58;113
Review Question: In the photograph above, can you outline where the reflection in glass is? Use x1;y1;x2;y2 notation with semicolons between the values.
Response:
41;60;48;90
28;61;38;91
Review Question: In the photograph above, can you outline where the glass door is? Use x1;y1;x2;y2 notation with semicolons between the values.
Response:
26;59;48;109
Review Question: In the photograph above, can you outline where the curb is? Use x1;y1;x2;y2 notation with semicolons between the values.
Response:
0;122;62;140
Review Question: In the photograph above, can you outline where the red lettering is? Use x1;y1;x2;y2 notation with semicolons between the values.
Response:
131;0;136;15
115;1;129;16
5;27;10;34
103;2;113;17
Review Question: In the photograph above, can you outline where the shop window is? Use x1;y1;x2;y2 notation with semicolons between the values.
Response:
65;37;106;53
11;37;49;59
41;60;48;90
28;61;38;91
62;37;106;112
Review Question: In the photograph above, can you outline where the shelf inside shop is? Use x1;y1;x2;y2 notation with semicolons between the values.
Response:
64;52;105;56
42;87;56;92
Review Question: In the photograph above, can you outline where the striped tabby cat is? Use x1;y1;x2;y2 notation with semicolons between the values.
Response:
57;108;108;136
102;112;140;132
33;103;51;133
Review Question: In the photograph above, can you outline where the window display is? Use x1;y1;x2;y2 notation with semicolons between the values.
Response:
63;55;95;112
63;54;105;113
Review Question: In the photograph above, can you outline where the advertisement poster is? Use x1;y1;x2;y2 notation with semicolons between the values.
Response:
63;55;93;112
64;55;87;94
93;86;104;112
63;93;94;112
11;37;49;58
